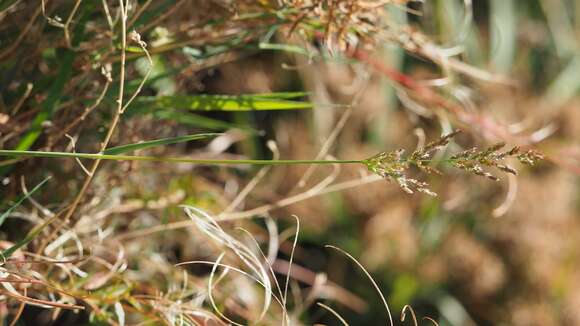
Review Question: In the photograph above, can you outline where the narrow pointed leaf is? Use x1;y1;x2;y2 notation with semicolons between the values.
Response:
134;94;313;112
251;92;309;99
103;133;222;155
0;177;50;228
2;212;53;259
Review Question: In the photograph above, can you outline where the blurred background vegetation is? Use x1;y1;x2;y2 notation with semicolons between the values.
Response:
0;0;579;325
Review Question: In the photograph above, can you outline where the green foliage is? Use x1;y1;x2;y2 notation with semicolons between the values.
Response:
133;93;313;112
0;177;50;228
103;133;222;155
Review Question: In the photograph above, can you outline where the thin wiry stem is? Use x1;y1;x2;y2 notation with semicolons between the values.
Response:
0;150;362;166
127;0;153;28
55;0;150;231
11;83;33;115
48;76;111;148
325;245;394;326
282;215;299;326
317;302;349;326
401;305;419;326
8;290;26;326
63;0;82;48
207;254;244;326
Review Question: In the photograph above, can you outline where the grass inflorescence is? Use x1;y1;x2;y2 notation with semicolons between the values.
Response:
0;130;542;198
365;130;543;196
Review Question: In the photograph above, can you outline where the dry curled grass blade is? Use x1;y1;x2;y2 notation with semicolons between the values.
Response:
325;245;394;326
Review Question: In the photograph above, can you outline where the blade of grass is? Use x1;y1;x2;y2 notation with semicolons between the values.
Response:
13;0;93;150
546;55;580;105
132;94;313;112
0;0;18;12
371;3;406;146
0;177;51;228
151;109;254;132
2;210;55;259
103;133;222;155
258;42;310;56
438;0;484;66
251;92;309;99
0;2;91;176
491;0;517;73
540;0;578;59
325;245;394;326
13;49;75;151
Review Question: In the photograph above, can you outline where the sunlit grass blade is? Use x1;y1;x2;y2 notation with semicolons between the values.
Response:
0;177;50;228
133;94;313;112
103;133;222;155
151;109;257;132
251;91;309;99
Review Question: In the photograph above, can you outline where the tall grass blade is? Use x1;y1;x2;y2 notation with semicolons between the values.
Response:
127;105;252;131
14;49;75;150
133;94;313;112
2;213;52;259
103;133;221;155
251;92;309;99
0;177;50;228
259;43;310;56
491;0;517;72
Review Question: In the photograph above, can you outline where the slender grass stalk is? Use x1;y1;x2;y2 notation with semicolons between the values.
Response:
0;150;361;166
56;0;150;232
0;132;542;199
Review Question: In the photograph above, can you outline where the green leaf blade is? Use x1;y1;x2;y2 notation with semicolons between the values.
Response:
135;93;313;112
0;176;51;228
103;133;222;155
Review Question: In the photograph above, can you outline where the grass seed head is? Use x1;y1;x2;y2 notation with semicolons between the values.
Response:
517;150;544;166
283;0;414;51
363;149;436;196
364;131;543;195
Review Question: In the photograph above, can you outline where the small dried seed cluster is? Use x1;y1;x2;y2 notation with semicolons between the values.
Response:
363;131;544;196
516;149;544;166
283;0;412;51
449;143;543;181
409;130;462;175
364;149;437;196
